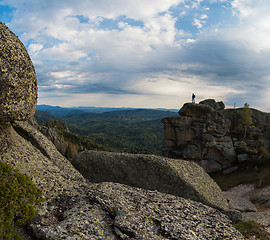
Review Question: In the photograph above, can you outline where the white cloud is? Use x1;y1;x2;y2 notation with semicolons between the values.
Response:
231;0;255;18
192;14;208;29
192;18;203;29
28;43;43;56
179;11;186;17
200;14;208;20
228;0;270;52
40;43;87;62
4;0;183;69
191;0;203;8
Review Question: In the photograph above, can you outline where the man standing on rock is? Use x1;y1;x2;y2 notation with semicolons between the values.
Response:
192;93;196;103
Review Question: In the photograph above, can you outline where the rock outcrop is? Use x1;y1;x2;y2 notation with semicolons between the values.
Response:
72;150;229;211
0;21;244;239
162;99;270;173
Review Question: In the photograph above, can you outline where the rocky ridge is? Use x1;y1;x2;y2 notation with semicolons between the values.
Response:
0;21;244;239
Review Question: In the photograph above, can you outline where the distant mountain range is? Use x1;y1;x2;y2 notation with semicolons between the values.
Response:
37;104;178;116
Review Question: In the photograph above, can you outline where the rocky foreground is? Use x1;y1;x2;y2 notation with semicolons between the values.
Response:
1;121;244;239
0;20;246;239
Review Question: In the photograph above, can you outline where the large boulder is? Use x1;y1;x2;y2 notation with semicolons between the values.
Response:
199;99;225;110
162;116;203;146
181;134;237;165
224;192;257;212
0;21;37;122
72;150;229;211
203;135;237;165
179;102;219;120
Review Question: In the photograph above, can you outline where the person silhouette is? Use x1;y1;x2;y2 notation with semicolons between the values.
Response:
192;93;195;103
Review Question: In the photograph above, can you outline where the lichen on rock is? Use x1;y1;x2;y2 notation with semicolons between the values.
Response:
0;21;37;122
90;182;244;239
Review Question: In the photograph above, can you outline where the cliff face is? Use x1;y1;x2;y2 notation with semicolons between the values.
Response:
162;99;270;173
39;120;82;160
0;21;244;239
38;119;103;160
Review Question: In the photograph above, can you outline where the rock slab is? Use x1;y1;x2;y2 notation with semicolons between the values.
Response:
72;150;229;211
90;182;244;240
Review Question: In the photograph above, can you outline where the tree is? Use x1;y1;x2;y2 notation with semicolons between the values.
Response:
239;103;253;138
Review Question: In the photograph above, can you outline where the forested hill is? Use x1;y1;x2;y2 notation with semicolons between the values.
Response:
34;108;178;155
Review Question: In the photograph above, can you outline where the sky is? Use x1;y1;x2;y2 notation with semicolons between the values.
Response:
1;0;270;111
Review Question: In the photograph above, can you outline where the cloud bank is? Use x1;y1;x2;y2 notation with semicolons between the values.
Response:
1;0;270;111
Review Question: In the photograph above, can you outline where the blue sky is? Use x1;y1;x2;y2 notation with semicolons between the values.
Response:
1;0;270;111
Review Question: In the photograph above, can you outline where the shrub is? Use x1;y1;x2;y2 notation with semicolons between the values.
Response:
260;146;270;159
0;161;44;239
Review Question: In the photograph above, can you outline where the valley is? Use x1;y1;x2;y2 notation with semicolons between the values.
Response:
35;107;178;156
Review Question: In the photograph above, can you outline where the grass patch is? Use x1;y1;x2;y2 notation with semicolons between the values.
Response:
234;221;270;239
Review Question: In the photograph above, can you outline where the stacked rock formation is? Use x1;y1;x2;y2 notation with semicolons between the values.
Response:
162;99;270;173
0;21;244;239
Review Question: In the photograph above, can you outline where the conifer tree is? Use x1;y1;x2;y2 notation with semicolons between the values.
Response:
239;103;253;138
